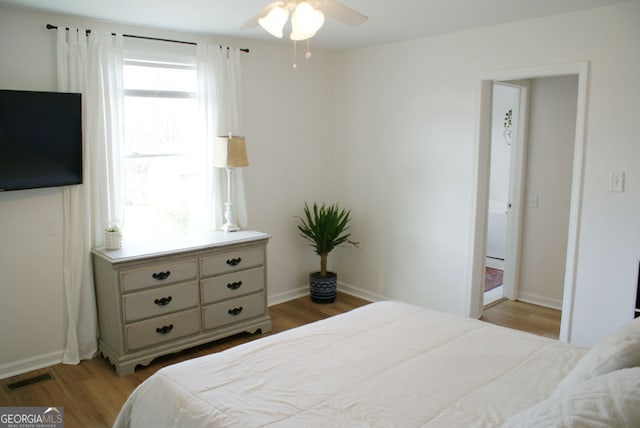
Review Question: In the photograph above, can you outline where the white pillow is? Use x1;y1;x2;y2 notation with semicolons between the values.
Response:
502;367;640;428
554;316;640;396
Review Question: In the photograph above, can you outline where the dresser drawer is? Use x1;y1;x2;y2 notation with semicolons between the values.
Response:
121;260;197;292
202;293;265;330
200;248;264;277
201;267;264;304
122;281;199;323
125;309;200;351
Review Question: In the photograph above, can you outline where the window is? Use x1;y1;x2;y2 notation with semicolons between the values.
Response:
122;59;207;242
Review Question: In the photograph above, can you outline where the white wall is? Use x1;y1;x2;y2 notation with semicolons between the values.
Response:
518;76;578;309
0;189;65;373
332;2;640;346
0;6;334;377
569;3;640;345
0;8;66;377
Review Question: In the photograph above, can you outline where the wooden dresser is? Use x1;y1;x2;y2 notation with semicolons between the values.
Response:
91;230;271;376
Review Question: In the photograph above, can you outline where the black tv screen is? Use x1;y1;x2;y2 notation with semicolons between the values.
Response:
0;89;83;192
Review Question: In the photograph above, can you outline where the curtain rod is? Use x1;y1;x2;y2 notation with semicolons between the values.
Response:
46;24;250;53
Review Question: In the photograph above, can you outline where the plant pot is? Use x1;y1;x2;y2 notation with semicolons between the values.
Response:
309;271;337;304
105;231;122;251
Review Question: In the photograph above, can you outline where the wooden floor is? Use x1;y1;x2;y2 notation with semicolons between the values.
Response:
0;294;558;427
482;299;561;339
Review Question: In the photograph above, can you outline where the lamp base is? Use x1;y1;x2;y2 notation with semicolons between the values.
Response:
221;223;240;232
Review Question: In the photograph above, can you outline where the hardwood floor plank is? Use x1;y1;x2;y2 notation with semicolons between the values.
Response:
481;299;561;339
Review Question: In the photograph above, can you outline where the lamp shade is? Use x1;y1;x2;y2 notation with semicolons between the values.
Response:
214;136;249;168
258;5;289;38
290;2;325;41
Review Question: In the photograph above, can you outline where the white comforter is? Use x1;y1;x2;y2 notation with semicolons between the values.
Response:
114;301;585;427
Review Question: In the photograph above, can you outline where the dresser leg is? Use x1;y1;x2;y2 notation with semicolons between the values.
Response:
116;362;137;377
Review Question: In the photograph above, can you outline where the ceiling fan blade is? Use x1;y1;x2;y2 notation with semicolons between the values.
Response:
241;1;285;29
315;0;368;27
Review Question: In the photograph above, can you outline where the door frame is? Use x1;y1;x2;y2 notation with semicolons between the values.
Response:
466;62;589;343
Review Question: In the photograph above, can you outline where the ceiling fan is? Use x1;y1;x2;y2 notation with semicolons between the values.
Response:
242;0;368;41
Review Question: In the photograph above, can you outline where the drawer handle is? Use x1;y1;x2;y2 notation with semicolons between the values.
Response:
226;257;242;266
152;271;171;281
155;324;174;335
154;296;173;306
228;307;243;316
227;281;243;290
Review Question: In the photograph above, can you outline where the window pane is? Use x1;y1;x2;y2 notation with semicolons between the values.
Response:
124;63;196;92
123;154;207;242
124;96;198;155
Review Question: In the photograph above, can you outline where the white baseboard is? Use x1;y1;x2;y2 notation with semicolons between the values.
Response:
517;292;563;311
338;282;386;303
267;286;309;306
268;282;385;307
0;350;63;380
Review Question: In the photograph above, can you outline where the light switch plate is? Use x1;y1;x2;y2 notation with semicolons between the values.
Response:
610;171;625;192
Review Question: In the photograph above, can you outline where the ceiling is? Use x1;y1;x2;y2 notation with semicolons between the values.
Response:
0;0;632;49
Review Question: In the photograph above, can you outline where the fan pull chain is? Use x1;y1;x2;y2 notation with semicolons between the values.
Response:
305;39;312;59
292;39;313;70
292;40;297;69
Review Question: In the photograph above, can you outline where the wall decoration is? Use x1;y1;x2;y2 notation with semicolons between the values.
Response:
503;108;513;145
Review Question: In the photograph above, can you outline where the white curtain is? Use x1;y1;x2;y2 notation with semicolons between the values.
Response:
197;45;248;230
56;28;124;364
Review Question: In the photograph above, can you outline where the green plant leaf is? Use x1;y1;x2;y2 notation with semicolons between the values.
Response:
296;202;359;276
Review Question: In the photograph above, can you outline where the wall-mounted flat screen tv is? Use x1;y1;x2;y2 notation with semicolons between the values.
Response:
0;89;83;192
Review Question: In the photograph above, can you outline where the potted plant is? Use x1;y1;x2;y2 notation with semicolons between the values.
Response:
105;223;122;251
297;202;359;303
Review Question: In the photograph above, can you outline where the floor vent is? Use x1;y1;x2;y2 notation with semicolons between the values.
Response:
4;373;53;392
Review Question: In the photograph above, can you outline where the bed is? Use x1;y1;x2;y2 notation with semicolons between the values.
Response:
113;301;640;427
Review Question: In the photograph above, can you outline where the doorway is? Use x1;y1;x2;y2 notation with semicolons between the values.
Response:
468;63;589;343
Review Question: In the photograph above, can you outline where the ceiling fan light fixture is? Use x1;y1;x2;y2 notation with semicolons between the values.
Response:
258;5;289;38
290;2;325;41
